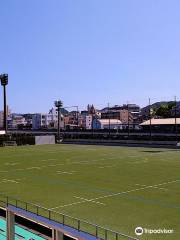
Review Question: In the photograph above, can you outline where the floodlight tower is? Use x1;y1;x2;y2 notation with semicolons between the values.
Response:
0;74;8;132
54;100;63;142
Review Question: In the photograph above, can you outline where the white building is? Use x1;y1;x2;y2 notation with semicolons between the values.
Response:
85;115;93;129
8;115;27;129
93;119;122;130
32;109;64;130
32;114;46;129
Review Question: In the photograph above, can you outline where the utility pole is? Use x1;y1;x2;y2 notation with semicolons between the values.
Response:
0;74;8;133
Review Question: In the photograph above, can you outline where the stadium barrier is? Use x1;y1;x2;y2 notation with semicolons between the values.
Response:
0;193;139;240
35;135;55;145
1;131;180;147
2;141;17;147
0;134;35;146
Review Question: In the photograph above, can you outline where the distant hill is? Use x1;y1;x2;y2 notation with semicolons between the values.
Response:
141;101;180;117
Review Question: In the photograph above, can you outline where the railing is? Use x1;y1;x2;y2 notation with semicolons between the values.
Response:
0;193;139;240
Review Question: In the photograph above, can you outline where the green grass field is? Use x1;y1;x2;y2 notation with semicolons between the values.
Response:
0;144;179;239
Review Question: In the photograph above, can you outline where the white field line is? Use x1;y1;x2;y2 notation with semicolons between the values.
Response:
45;159;107;167
56;171;74;175
3;153;31;158
1;163;65;173
71;159;108;165
135;184;168;191
46;151;57;154
50;179;180;210
98;165;116;169
4;163;77;173
51;201;91;209
51;197;105;210
41;159;57;162
48;164;65;167
3;179;19;184
0;179;19;184
74;196;106;205
128;160;148;164
73;161;90;164
3;158;110;173
4;162;19;166
12;167;43;172
26;167;42;170
87;179;180;202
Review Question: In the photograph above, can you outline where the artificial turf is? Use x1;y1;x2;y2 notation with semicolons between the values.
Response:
0;144;179;239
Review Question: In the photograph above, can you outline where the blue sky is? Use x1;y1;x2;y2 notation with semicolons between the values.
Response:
0;0;180;112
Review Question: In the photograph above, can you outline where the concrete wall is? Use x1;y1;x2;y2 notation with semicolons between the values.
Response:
35;135;55;145
63;139;178;148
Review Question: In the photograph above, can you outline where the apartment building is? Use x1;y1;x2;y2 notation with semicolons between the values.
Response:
32;109;64;129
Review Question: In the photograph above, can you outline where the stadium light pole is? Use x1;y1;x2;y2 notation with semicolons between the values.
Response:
54;100;63;143
0;74;8;133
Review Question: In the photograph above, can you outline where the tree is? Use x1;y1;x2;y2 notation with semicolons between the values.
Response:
155;102;175;118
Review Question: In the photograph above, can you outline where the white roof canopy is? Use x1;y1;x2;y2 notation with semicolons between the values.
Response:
140;118;180;126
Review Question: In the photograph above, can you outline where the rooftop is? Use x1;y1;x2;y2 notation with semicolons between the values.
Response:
140;118;180;125
97;119;122;124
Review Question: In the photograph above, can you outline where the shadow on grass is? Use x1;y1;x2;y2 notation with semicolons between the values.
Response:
141;150;180;153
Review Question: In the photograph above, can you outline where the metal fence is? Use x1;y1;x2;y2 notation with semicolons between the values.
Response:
0;193;139;240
